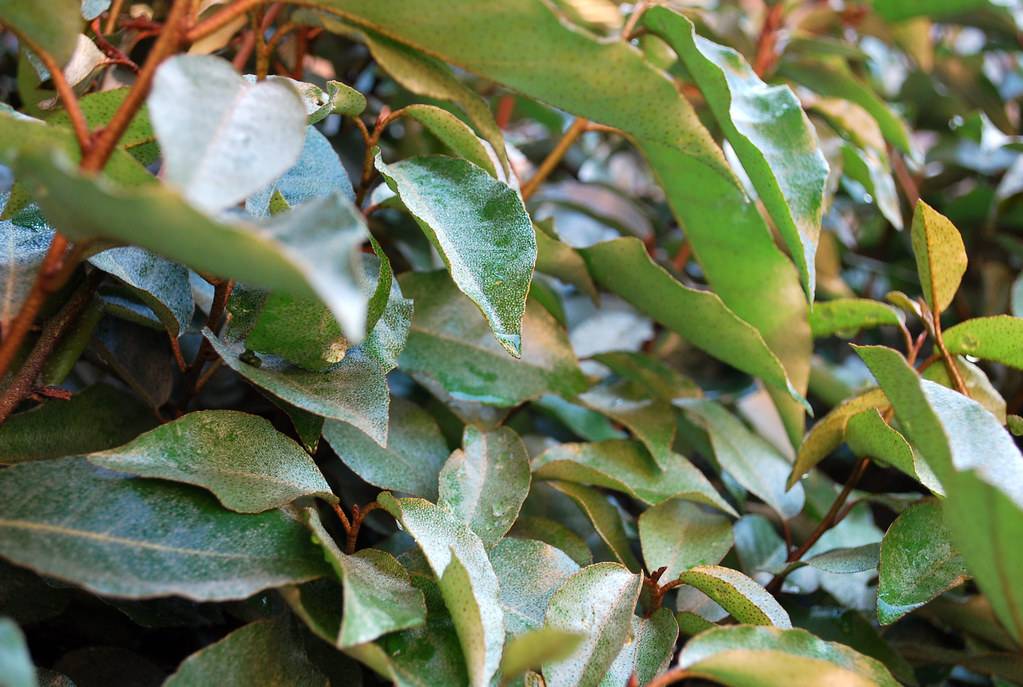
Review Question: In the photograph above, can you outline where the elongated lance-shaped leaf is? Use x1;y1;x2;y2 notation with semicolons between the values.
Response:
376;154;535;356
642;7;828;300
911;200;967;315
545;481;640;572
16;148;372;342
600;609;678;687
378;493;504;687
809;298;903;338
943;315;1023;371
500;626;583;684
308;0;811;446
681;565;792;628
88;410;335;514
0;458;330;600
399;104;497;176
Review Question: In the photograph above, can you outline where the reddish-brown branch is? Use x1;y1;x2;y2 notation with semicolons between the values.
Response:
753;3;785;77
186;0;270;43
521;117;589;201
24;39;90;153
103;0;127;35
646;669;699;687
332;501;382;554
181;278;234;402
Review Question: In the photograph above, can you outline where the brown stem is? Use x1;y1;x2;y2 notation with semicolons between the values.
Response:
520;117;589;201
186;0;270;43
192;357;223;395
82;0;191;173
671;240;692;272
20;38;91;153
621;0;650;41
891;147;920;208
104;0;127;35
181;278;234;401
0;274;101;423
354;108;400;206
91;19;140;73
932;318;970;396
753;2;785;77
646;669;700;687
345;501;381;554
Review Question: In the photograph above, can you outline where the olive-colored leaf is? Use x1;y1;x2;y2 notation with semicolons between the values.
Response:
676;400;803;519
639;499;734;582
643;7;829;300
542;562;641;687
600;608;678;687
490;537;579;637
399;104;496;176
88;410;334;513
508;517;593;568
0;458;330;600
877;499;967;625
149;55;306;213
376;154;535;355
17;149;372;342
805;543;881;574
397;271;587;406
680;565;792;628
911;200;967;315
845;409;943;495
500;627;583;685
206;332;389;446
533;440;735;516
243;75;352;125
247;126;354;216
923;356;1006;424
164;617;327;687
323;397;447;500
943;315;1023;371
378;493;504;687
788;388;889;489
0;384;155;464
809;298;902;338
534;220;599;303
544;481;640;572
840;143;903;230
89;247;194;338
591;351;701;403
577;381;676;470
0;0;80;65
0;203;51;334
871;0;996;21
581;238;807;408
232;291;348;372
0;617;35;687
304;508;426;647
677;625;901;687
439;426;531;547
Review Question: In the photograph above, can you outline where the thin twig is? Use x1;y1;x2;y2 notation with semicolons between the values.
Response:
23;38;91;154
186;0;270;43
103;0;127;35
520;117;589;201
646;669;699;687
752;2;785;77
621;0;651;41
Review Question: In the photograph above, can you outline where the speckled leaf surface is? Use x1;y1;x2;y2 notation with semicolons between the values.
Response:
304;508;426;647
643;7;828;300
164;617;327;687
877;499;967;624
323;397;447;499
910;201;967;315
149;55;306;213
89;247;194;337
378;494;504;687
639;499;734;582
577;381;676;471
377;154;535;355
438;426;531;547
676;400;803;519
0;458;330;600
544;481;639;571
809;298;902;338
846;409;943;494
599;608;678;687
400;105;496;176
490;537;579;637
0;617;35;687
943;315;1023;371
0;0;80;65
16;150;372;342
206;331;389;446
397;271;586;406
680;565;792;627
500;627;583;684
533;440;735;516
0;203;52;334
677;625;900;687
541;562;641;687
88;410;334;513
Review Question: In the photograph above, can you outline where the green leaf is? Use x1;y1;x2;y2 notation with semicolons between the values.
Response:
580;238;806;409
805;543;881;574
206;332;389;446
533;440;736;516
323;397;447;500
164;617;327;687
0;0;80;65
577;381;676;470
0;617;36;687
680;565;792;628
376;154;535;355
779;59;912;154
398;271;587;406
438;426;531;547
943;315;1023;371
17;150;372;342
149;55;307;213
490;537;580;637
541;562;641;687
591;351;701;403
500;627;583;685
507;517;593;568
304;508;426;646
600;608;678;687
911;200;967;315
0;384;155;464
378;493;504;687
870;0;997;21
677;625;900;687
235;291;349;372
845;409;943;494
247;126;354;216
809;299;903;338
89;247;194;338
877;499;967;625
0;204;52;333
639;499;734;582
544;481;640;572
0;458;330;600
788;388;889;489
244;75;354;125
533;220;599;303
46;87;157;166
399;104;496;176
87;410;334;514
643;7;829;300
676;400;804;519
840;144;904;230
315;0;811;445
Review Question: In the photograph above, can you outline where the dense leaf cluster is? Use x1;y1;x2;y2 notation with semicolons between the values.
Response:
0;1;1022;686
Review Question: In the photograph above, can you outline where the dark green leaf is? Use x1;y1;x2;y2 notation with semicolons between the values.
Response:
600;608;678;687
0;0;80;64
544;481;640;572
639;499;734;582
490;537;579;637
680;565;792;627
809;299;902;338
